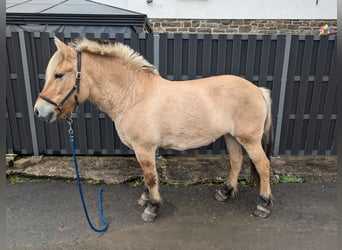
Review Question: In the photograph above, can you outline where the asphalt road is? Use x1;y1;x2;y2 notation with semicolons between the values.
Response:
6;181;337;250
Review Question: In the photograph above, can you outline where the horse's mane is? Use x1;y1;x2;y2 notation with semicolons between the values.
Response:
70;38;159;75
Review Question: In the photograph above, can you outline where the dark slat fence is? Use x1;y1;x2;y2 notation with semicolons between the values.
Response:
280;35;337;155
5;31;337;156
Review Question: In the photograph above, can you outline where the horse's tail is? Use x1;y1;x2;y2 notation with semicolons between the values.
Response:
260;87;273;159
250;87;273;185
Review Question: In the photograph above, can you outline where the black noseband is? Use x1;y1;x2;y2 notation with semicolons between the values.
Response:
39;51;82;119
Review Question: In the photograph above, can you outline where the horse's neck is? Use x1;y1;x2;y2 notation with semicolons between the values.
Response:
83;54;146;119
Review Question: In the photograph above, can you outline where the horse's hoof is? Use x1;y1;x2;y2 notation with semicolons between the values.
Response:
138;192;150;207
254;195;272;218
141;208;158;222
254;204;271;218
215;189;229;202
141;202;159;222
215;185;234;202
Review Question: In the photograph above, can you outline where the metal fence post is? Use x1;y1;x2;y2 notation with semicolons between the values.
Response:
153;33;160;71
153;32;160;157
18;30;39;156
273;34;292;156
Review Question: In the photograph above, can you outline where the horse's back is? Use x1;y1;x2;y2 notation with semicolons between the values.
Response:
158;74;264;121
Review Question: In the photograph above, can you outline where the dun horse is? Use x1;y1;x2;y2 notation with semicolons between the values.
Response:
34;37;273;222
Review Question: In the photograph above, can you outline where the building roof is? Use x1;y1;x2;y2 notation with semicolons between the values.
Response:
6;0;152;32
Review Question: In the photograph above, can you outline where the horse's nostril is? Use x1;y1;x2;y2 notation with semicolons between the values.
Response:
33;104;57;123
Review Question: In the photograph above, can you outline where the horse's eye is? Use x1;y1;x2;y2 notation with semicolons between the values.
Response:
55;73;64;79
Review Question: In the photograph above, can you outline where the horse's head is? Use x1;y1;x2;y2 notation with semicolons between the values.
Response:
34;37;87;123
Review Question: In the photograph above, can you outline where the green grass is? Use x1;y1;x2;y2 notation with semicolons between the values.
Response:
239;174;304;187
86;179;103;185
8;176;23;184
279;174;304;183
202;180;224;187
7;175;44;184
128;177;144;187
239;177;257;187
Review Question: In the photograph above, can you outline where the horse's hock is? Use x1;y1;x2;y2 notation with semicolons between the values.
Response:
6;155;337;185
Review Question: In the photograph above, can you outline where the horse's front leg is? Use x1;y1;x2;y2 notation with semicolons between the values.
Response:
134;145;161;222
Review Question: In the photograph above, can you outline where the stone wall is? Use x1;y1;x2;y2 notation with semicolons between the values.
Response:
149;19;337;35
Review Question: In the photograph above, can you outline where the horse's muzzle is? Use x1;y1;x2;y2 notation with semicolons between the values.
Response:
34;102;57;123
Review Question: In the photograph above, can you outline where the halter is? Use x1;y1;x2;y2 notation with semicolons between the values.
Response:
39;51;82;119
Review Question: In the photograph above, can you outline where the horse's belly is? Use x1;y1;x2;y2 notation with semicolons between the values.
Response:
158;109;230;151
159;133;221;151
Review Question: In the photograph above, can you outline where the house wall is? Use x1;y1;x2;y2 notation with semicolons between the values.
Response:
95;0;337;34
149;19;337;35
95;0;337;19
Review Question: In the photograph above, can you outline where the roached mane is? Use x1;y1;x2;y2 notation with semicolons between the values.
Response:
70;38;159;75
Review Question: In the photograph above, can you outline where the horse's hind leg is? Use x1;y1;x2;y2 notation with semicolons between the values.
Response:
215;134;243;202
239;138;272;218
134;146;161;222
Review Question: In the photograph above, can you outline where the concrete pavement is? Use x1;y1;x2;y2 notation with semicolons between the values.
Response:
6;180;337;250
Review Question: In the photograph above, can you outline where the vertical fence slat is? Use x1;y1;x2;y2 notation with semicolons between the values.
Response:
158;33;167;78
188;34;197;79
145;33;154;65
318;41;337;155
174;33;182;80
245;35;256;82
273;34;291;156
6;36;21;153
202;34;212;77
259;35;271;89
231;35;241;75
271;35;286;115
217;34;227;75
278;35;299;155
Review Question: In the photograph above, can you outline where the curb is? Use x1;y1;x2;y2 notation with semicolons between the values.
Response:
6;155;337;185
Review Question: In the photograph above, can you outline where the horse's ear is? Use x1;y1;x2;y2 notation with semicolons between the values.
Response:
54;37;69;52
54;37;76;59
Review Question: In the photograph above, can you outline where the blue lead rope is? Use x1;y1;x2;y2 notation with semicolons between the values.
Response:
68;122;109;233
